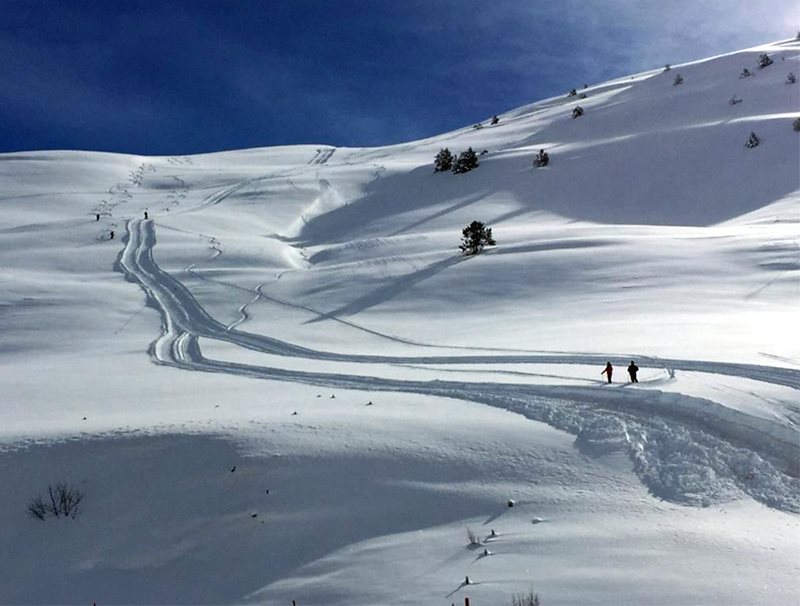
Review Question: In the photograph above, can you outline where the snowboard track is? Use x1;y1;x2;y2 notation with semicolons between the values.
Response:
118;219;800;513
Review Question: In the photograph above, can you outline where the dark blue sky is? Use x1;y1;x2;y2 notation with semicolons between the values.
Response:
1;0;795;155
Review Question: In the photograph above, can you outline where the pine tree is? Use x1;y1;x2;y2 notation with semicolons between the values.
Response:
745;131;760;148
739;68;752;79
434;148;454;172
572;106;584;118
792;118;800;132
787;72;796;84
533;148;550;167
491;115;500;125
452;147;479;174
757;53;773;69
459;220;495;255
673;73;684;86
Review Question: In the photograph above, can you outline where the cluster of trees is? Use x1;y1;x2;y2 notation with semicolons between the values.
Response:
738;53;775;79
473;115;501;130
434;147;480;174
449;45;795;255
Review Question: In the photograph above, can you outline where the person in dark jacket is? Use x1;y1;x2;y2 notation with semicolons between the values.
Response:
628;361;639;383
601;361;613;383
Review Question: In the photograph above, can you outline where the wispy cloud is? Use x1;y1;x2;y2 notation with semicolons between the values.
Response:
0;0;796;153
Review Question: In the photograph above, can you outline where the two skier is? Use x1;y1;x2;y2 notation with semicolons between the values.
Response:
600;360;639;383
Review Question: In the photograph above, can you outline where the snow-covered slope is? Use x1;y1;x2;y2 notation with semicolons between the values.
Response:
1;39;798;605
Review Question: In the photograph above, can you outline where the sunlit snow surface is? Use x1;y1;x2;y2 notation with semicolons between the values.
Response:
1;40;799;604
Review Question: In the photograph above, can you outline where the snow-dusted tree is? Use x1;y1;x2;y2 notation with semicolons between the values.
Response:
459;220;495;255
473;123;483;130
793;118;800;132
452;147;479;174
739;68;752;78
787;72;796;84
533;148;550;167
567;88;577;97
745;131;760;148
757;53;773;69
572;106;584;118
729;95;742;106
663;64;672;71
490;115;500;125
433;148;454;172
673;73;684;85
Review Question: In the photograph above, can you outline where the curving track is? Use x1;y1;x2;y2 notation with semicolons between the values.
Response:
118;219;800;512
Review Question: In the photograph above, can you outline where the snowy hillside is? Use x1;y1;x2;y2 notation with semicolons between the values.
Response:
1;39;799;605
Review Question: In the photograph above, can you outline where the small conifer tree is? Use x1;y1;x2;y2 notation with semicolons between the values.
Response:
452;147;479;174
745;131;760;148
792;118;800;132
757;53;773;69
572;106;584;118
459;220;495;255
434;148;454;173
787;72;796;84
491;115;500;125
673;73;684;86
739;68;751;78
533;148;549;167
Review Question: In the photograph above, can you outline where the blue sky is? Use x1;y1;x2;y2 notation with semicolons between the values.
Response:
1;0;796;154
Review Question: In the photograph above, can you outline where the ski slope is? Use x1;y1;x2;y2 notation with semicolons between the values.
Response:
1;39;799;605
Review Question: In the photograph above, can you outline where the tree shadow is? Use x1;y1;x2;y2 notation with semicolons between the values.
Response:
305;254;470;323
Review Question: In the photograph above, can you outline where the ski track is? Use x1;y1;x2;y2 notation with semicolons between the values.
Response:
118;219;800;512
308;147;336;165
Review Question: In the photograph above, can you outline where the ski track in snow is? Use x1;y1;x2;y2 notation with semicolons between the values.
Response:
118;219;800;512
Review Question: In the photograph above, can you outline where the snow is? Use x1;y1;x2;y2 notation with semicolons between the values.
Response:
0;39;799;604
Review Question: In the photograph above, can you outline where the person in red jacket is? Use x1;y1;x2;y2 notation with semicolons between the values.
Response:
601;361;613;383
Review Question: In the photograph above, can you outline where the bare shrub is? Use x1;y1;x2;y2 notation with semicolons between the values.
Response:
511;588;541;606
28;483;84;520
466;527;481;547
